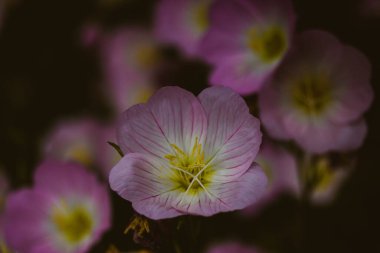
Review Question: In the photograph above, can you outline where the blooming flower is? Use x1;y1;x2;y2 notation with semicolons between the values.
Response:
100;28;158;113
200;0;296;94
4;161;111;253
243;140;299;215
206;242;262;253
154;0;214;56
110;86;266;219
259;30;374;154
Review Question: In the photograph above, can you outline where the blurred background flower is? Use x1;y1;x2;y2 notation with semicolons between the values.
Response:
3;161;111;253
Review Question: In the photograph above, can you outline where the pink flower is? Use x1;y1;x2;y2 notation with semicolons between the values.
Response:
110;86;266;219
154;0;214;57
100;28;158;112
200;0;296;94
243;140;300;215
259;30;374;154
43;118;102;167
207;242;262;253
4;161;111;253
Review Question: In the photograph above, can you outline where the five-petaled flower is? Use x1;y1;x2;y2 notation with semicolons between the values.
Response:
259;30;374;154
110;86;266;219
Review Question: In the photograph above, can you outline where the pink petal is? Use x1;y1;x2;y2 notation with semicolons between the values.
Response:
198;87;262;180
109;153;182;220
206;163;267;214
117;104;173;158
147;86;207;154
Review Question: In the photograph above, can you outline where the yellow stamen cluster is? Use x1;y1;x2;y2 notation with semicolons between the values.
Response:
51;202;94;244
291;74;332;115
247;26;287;63
124;215;150;238
165;137;211;194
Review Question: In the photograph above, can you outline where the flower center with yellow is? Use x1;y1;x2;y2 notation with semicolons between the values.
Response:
51;202;94;245
193;1;210;33
247;26;287;63
165;137;213;194
291;74;333;115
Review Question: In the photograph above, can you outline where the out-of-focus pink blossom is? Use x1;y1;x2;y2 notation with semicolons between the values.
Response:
243;141;300;215
110;86;266;219
100;28;158;113
259;30;374;154
154;0;214;57
200;0;296;94
4;161;111;253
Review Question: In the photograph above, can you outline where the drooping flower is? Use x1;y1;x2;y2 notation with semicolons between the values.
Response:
110;86;266;219
243;140;300;215
309;157;351;205
100;28;158;112
4;161;111;253
154;0;214;57
43;118;102;166
200;0;296;94
259;30;374;154
206;242;262;253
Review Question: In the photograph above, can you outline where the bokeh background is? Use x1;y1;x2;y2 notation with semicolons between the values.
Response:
0;0;379;252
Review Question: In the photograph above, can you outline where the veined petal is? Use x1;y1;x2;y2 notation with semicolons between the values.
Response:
117;104;173;157
109;153;182;220
147;86;207;154
206;163;267;214
198;87;262;180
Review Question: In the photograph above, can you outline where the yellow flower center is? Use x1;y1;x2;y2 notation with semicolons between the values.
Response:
193;1;210;33
291;74;332;115
165;137;212;194
68;145;92;165
257;158;274;187
135;45;160;70
247;26;287;63
51;202;94;245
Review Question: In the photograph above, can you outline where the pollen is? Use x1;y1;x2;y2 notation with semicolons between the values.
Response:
247;25;287;63
51;201;94;245
165;137;212;194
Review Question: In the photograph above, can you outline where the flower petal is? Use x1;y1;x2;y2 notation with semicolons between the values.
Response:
147;86;207;154
109;153;182;220
198;87;262;180
207;163;267;214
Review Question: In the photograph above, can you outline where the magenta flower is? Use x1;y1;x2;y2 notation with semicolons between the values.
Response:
259;30;374;154
207;242;262;253
200;0;296;94
154;0;214;57
243;140;299;215
43;118;102;166
4;161;111;253
100;28;158;112
110;86;266;219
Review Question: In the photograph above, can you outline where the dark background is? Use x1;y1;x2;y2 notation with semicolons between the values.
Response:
0;0;379;252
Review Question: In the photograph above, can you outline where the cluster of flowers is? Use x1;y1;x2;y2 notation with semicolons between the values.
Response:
0;0;374;252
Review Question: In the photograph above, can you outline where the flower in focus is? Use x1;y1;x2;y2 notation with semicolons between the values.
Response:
200;0;296;94
100;28;158;113
110;86;266;219
309;157;351;205
4;161;111;253
243;140;299;215
154;0;214;57
43;118;102;166
206;242;262;253
259;30;374;154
